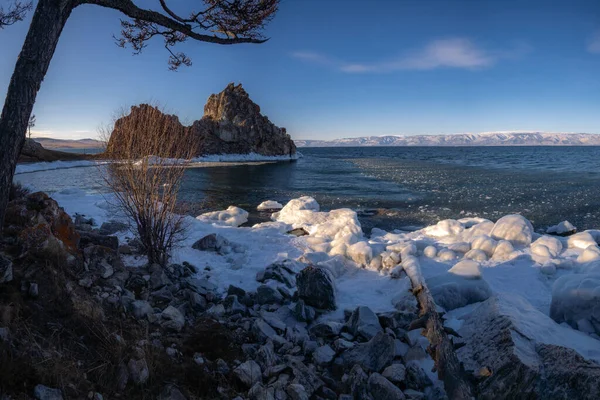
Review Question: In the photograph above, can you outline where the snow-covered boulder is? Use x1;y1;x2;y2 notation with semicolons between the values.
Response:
470;235;497;257
448;242;471;254
577;245;600;263
461;220;494;242
196;206;248;227
427;260;491;310
448;260;482;279
457;294;600;399
347;241;373;266
547;220;577;236
423;245;437;258
381;251;400;270
492;240;515;261
531;236;563;258
550;274;600;336
489;214;534;246
437;249;457;261
423;219;464;238
464;249;488;262
567;232;597;250
257;200;283;211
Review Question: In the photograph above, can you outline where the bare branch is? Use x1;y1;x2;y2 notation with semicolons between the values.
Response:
81;0;278;70
0;1;32;29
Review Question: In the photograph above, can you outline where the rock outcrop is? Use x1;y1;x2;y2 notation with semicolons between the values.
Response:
107;83;296;158
19;138;93;162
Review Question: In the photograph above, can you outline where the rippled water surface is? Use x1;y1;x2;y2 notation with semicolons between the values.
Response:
16;146;600;232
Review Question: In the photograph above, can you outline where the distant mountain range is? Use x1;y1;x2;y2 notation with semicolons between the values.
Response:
31;137;104;149
295;132;600;147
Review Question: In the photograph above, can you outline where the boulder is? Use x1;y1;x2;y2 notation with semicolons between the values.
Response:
98;220;128;235
382;363;406;385
550;274;600;336
78;231;119;250
490;214;534;246
456;294;600;399
547;221;577;236
313;345;336;366
257;200;284;211
297;265;336;310
234;360;262;388
256;284;284;305
192;233;234;254
33;385;63;400
346;306;383;340
427;271;492;311
531;236;563;258
368;372;406;400
338;332;395;372
160;306;185;332
0;253;13;283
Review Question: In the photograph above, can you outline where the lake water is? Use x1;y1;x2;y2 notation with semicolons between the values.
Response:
15;146;600;232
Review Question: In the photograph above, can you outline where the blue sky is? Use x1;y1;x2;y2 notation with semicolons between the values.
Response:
1;0;600;140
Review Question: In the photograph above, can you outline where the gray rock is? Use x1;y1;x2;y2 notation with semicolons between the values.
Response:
313;345;336;366
260;311;286;332
216;358;230;375
127;358;149;384
33;385;63;400
256;340;279;370
303;340;318;356
248;383;275;400
297;265;336;310
0;254;13;283
160;306;185;332
382;363;407;385
187;290;208;312
99;220;128;235
347;364;371;400
457;294;600;400
394;339;409;358
287;358;324;397
192;233;232;254
130;300;153;319
79;231;119;250
309;321;343;338
405;361;433;391
0;327;9;342
149;270;172;290
403;389;425;399
339;332;395;372
293;300;316;323
28;282;39;298
346;306;383;340
286;383;309;400
253;318;278;342
257;262;297;288
158;385;187;400
228;284;247;297
234;360;262;387
223;294;247;315
332;338;355;352
256;284;284;305
368;372;406;400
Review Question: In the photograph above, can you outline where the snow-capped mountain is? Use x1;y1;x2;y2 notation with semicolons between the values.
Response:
295;132;600;147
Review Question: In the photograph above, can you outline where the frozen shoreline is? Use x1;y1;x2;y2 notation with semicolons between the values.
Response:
15;152;301;175
47;187;600;367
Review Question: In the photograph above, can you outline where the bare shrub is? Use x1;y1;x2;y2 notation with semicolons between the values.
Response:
100;105;195;266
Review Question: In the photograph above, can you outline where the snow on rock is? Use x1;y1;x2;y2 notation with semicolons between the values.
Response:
567;232;597;250
547;220;577;236
448;242;471;254
461;220;494;242
257;200;283;211
423;219;464;237
550;274;600;336
577;245;600;263
464;249;488;262
531;235;563;258
470;235;497;257
346;241;373;266
448;260;483;279
489;214;534;246
437;249;457;261
423;246;437;258
196;206;249;227
454;294;600;399
491;240;515;261
427;272;492;311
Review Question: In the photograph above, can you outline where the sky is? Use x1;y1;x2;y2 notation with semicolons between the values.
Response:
1;0;600;140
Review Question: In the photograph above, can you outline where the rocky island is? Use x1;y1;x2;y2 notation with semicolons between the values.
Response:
107;83;297;159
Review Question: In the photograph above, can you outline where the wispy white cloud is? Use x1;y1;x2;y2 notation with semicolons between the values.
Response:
587;31;600;54
292;38;529;73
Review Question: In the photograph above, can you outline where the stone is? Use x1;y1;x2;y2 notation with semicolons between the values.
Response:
228;284;247;297
489;214;534;246
294;300;316;323
382;363;407;384
547;221;577;236
347;364;370;399
313;345;336;366
368;372;406;400
191;233;233;254
346;306;383;340
256;284;284;305
253;318;278;342
158;385;187;400
339;332;395;372
33;385;63;400
457;294;600;399
79;231;119;250
99;220;128;235
286;383;309;400
0;254;13;283
160;306;185;332
256;341;279;370
130;300;153;319
223;294;247;315
287;359;324;397
149;269;172;290
405;361;432;391
297;265;336;310
127;358;150;384
234;360;263;387
107;84;296;159
257;262;298;288
309;321;343;338
288;228;309;237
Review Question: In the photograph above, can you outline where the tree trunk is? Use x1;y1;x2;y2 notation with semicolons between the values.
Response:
0;0;75;231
